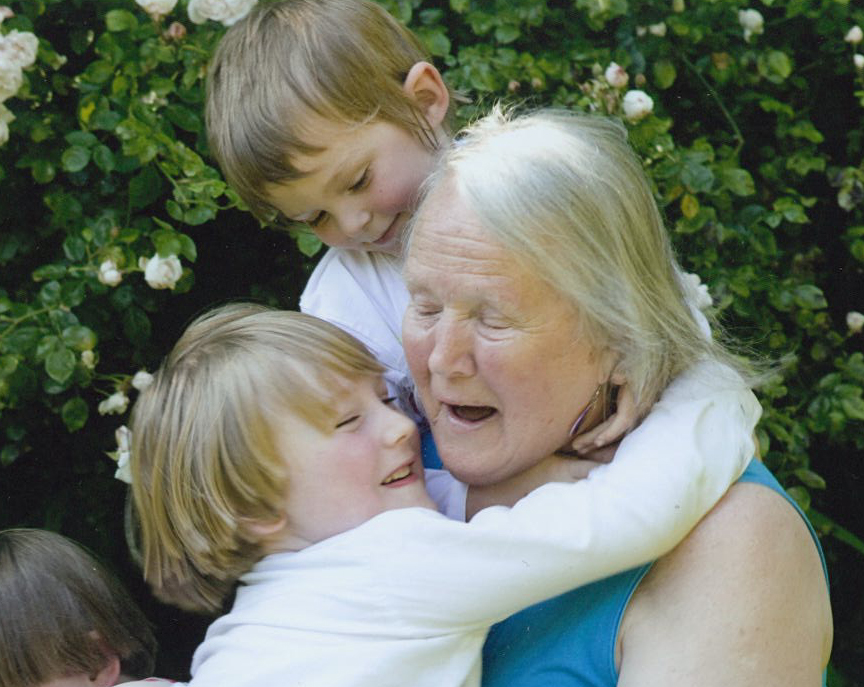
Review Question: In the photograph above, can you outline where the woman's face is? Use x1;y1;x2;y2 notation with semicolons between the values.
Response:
403;189;610;486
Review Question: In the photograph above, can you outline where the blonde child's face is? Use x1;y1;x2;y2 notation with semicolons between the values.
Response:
265;116;440;256
270;374;435;551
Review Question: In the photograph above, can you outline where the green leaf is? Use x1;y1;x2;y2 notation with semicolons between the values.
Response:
32;159;56;184
81;60;115;85
61;146;91;173
61;326;98;351
123;307;152;346
840;396;864;421
178;234;197;262
45;347;76;383
296;232;323;257
92;145;116;173
105;9;138;32
652;59;677;90
757;50;792;84
64;131;98;148
183;205;216;226
32;264;67;281
720;168;755;196
61;397;89;432
793;284;827;310
494;25;520;44
128;166;164;210
63;235;87;261
794;468;826;490
39;281;62;306
1;445;20;467
164;105;202;133
786;486;811;511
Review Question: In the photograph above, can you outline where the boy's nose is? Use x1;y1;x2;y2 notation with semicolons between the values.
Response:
337;207;373;238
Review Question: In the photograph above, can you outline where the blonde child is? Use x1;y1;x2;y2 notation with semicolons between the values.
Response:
128;303;759;687
0;528;164;687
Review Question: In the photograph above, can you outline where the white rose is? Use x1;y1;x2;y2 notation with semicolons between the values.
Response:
135;0;178;16
604;62;629;89
97;259;122;287
622;89;654;121
0;61;23;100
855;54;864;71
681;272;713;311
80;350;96;370
0;102;12;145
141;252;183;289
131;370;154;391
648;22;667;37
847;311;864;334
187;0;257;26
738;9;764;42
0;30;38;69
98;391;130;416
845;26;863;45
113;426;133;483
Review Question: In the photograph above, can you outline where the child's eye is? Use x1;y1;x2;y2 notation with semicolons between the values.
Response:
349;168;370;193
307;211;327;228
334;414;360;429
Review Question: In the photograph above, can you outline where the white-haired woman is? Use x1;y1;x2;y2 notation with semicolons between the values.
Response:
402;108;832;686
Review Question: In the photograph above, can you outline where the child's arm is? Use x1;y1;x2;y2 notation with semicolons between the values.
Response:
382;360;760;629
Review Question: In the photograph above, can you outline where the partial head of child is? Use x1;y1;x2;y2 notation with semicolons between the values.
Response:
205;0;452;254
0;528;157;687
129;304;433;615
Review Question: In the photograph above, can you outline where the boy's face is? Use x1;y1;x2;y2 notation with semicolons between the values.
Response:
265;117;440;256
271;374;434;550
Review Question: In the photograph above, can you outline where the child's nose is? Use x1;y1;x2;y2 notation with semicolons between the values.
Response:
337;207;372;238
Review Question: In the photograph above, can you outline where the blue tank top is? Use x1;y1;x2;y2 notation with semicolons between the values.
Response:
481;459;829;687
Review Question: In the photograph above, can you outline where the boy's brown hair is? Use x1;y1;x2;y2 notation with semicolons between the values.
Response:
0;528;156;687
206;0;452;223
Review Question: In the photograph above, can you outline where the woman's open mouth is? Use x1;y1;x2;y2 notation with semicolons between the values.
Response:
448;404;497;423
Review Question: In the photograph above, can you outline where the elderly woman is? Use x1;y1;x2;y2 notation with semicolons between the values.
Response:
402;109;832;686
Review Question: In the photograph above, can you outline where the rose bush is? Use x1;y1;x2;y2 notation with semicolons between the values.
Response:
1;0;862;681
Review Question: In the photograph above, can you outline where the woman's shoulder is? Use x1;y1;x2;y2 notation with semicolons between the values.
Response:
617;478;832;687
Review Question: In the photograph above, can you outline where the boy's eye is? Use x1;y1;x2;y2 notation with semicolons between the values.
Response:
335;414;360;429
307;211;327;228
349;168;370;193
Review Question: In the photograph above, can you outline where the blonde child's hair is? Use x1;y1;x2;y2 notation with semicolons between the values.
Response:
407;107;745;417
206;0;452;222
129;304;383;614
0;528;157;687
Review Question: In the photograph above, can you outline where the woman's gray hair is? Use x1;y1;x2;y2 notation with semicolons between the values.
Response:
407;106;743;415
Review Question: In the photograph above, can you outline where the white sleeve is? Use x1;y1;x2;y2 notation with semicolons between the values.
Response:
300;249;422;421
423;469;467;521
380;364;760;632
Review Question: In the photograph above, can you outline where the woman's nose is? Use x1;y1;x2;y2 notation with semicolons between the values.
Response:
427;316;475;378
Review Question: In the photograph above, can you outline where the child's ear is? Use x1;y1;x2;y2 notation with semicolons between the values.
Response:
402;61;450;129
90;653;121;687
243;515;288;541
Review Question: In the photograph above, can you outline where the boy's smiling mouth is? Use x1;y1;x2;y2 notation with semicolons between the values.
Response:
381;463;414;485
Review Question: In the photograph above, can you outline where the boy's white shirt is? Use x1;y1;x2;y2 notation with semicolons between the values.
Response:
186;362;761;687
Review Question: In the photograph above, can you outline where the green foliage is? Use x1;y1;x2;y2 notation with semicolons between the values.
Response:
1;0;863;680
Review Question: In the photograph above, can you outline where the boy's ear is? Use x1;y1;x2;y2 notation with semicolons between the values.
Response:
90;653;121;687
402;61;450;129
243;515;288;541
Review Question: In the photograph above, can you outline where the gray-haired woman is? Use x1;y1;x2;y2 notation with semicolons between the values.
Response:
402;108;832;686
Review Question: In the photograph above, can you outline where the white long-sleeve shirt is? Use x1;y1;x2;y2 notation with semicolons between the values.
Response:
188;365;761;687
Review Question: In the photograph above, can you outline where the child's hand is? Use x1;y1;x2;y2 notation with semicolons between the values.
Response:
570;383;640;455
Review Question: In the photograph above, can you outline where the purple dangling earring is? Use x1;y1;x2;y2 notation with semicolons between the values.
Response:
569;384;603;437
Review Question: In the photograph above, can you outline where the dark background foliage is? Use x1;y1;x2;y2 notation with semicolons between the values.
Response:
1;0;862;683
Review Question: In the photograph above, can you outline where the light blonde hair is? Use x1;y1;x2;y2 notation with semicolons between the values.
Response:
407;107;743;417
206;0;452;222
0;528;156;687
129;304;383;614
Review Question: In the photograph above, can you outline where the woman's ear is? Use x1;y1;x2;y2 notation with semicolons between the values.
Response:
402;61;450;129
